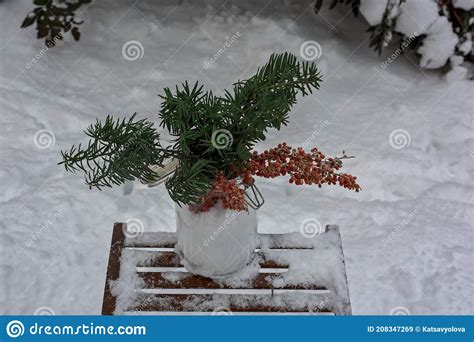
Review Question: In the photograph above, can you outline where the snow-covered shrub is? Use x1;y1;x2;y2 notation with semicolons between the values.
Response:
315;0;473;78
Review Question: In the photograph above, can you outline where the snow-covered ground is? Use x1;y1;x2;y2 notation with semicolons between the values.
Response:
1;0;472;315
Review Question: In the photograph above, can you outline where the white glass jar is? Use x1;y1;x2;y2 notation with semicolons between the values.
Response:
175;203;258;278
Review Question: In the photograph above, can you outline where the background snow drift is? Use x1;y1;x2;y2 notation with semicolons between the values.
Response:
0;0;473;315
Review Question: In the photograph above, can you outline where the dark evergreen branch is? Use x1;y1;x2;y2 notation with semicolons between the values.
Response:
59;113;175;189
60;53;322;205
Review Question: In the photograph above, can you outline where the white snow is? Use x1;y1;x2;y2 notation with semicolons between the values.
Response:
445;66;468;82
458;34;472;56
110;249;149;314
395;0;439;36
0;0;473;315
359;0;389;26
418;16;459;69
453;0;474;10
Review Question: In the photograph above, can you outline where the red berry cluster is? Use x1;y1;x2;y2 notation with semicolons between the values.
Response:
190;172;247;213
191;142;360;212
242;142;361;191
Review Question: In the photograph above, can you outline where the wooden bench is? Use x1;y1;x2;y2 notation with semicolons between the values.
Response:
102;223;352;315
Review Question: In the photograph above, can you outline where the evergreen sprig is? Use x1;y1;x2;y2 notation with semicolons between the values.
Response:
60;114;174;189
224;52;321;153
60;53;322;205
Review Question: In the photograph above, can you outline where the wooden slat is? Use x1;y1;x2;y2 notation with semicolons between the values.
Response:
137;267;288;274
130;311;335;315
137;251;181;267
127;294;333;313
137;272;326;290
139;289;330;296
335;226;352;315
125;231;319;249
101;222;126;315
136;252;289;269
124;232;176;248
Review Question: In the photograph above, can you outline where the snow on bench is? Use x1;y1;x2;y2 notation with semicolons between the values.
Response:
102;223;352;315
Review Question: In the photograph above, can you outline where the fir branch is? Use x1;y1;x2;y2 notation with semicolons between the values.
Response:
165;159;216;205
59;114;175;189
224;52;322;155
61;52;322;205
155;52;321;204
